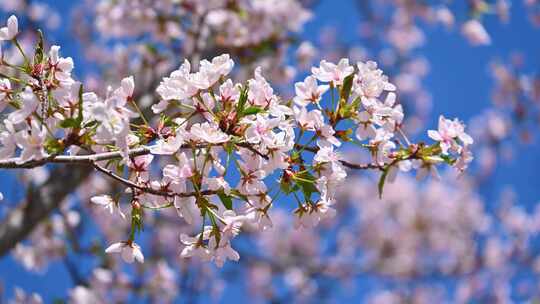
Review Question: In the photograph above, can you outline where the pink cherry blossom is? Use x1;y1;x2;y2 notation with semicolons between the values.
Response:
293;75;329;107
311;58;354;85
14;121;47;163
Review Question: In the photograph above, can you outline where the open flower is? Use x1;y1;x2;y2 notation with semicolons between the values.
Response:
311;58;354;85
14;121;47;163
8;87;39;124
190;122;230;144
180;232;212;261
105;241;144;263
293;75;329;107
428;115;473;155
90;195;126;219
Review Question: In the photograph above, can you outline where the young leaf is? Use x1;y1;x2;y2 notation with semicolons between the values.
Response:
34;30;45;64
44;137;64;154
280;177;299;194
241;106;263;116
75;83;84;124
236;86;248;113
340;74;354;102
217;190;233;210
294;171;319;199
378;166;391;199
59;118;80;129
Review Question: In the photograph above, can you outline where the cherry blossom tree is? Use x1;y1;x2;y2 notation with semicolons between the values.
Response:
1;1;540;303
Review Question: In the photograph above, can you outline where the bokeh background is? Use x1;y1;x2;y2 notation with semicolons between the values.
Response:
1;0;540;302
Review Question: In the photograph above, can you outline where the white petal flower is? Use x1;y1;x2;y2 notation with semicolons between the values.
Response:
311;58;354;85
8;87;39;124
190;122;230;144
105;241;144;263
0;15;18;41
90;195;126;219
293;75;329;107
14;120;47;163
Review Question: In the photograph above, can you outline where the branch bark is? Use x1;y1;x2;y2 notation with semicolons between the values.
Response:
0;147;151;169
0;166;93;256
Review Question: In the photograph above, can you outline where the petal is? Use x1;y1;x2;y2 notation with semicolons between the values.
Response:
7;15;18;37
90;195;111;206
121;247;135;263
180;246;193;258
427;130;442;141
105;242;124;254
132;245;144;263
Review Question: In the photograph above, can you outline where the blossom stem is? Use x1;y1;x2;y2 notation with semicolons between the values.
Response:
12;38;29;65
130;99;150;126
397;126;411;146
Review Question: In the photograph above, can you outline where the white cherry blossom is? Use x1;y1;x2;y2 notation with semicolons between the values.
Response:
105;241;144;263
0;15;18;40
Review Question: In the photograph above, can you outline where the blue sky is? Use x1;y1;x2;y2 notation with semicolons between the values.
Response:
1;0;540;302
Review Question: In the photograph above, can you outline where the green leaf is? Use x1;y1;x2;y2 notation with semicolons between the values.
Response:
224;141;234;155
34;30;45;64
294;171;319;199
45;137;64;154
241;106;263;116
340;74;354;102
83;120;98;128
217;190;233;210
440;154;456;165
280;177;298;194
59;118;80;129
378;166;390;199
76;83;84;124
237;86;248;113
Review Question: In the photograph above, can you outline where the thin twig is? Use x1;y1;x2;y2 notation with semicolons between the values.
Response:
339;159;383;171
236;142;269;159
294;144;383;171
397;126;411;146
92;163;218;198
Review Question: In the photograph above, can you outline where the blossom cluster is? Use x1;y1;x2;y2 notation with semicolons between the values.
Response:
91;0;311;47
0;15;473;268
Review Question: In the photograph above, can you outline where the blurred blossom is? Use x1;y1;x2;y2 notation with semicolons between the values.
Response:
462;20;491;46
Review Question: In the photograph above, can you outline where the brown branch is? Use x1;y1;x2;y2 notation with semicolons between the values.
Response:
0;147;151;169
339;159;383;171
93;163;217;198
0;141;268;169
0;166;93;256
236;142;269;160
294;144;383;171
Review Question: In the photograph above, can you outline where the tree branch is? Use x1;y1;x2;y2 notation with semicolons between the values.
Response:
0;142;269;169
93;163;218;198
0;147;151;169
0;166;93;256
294;144;383;171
